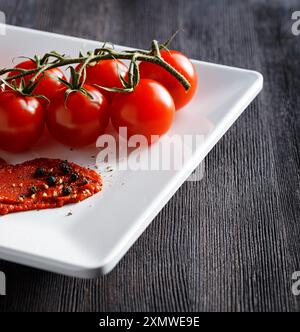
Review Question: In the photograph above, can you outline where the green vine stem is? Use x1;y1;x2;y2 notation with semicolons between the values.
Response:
0;38;191;93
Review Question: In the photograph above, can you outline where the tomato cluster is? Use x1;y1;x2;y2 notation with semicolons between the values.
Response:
0;51;197;152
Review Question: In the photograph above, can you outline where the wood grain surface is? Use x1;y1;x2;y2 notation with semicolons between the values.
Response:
0;0;299;312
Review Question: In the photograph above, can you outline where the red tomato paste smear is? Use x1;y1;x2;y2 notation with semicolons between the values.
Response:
0;158;102;215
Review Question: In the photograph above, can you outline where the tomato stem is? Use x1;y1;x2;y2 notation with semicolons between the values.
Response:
0;38;192;93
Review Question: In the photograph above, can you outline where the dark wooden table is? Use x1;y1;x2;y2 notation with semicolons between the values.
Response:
0;0;299;312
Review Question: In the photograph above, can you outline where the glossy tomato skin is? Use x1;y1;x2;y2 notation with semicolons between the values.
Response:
139;50;197;110
76;59;128;102
46;85;110;148
0;91;45;152
111;79;175;143
7;60;67;100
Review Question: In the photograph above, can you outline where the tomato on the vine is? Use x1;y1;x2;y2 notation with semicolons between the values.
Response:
76;59;128;102
0;90;45;152
111;79;175;143
139;50;197;110
46;85;110;148
7;60;67;100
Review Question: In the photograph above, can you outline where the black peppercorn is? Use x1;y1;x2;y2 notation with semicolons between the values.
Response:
29;186;38;195
70;173;79;182
59;161;72;174
35;167;46;177
46;176;57;187
62;186;72;196
81;179;89;186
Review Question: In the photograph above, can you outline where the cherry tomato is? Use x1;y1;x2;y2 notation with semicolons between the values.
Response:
76;59;128;102
7;60;67;100
111;79;175;142
46;85;110;148
0;90;45;152
139;50;197;110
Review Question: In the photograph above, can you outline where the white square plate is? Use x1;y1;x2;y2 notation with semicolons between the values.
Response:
0;25;263;277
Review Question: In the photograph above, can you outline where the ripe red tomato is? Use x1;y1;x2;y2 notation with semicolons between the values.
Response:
0;90;45;152
46;85;110;148
139;50;197;110
76;59;128;102
111;79;175;143
7;60;67;100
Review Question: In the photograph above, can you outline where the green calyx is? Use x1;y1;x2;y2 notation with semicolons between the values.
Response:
0;77;49;103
